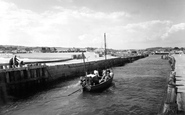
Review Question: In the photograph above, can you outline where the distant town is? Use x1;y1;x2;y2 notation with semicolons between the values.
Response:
0;45;184;56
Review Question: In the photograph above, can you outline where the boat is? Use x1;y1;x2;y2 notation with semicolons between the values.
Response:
80;70;114;92
80;33;114;92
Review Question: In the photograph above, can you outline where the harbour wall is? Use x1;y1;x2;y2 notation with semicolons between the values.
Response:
160;55;184;115
0;55;148;105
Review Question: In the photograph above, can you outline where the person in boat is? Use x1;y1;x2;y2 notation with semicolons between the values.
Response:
99;69;112;83
91;70;100;85
99;70;107;83
94;70;101;80
80;76;86;87
105;69;111;80
109;70;114;77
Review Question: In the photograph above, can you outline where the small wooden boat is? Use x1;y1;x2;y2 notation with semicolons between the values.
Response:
80;33;114;92
80;73;114;92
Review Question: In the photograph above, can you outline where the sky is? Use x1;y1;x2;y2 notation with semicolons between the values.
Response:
0;0;185;49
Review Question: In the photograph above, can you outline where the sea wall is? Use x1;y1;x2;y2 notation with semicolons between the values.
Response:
159;55;180;115
0;55;148;104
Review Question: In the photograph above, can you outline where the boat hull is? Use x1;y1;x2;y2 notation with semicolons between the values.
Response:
82;76;113;92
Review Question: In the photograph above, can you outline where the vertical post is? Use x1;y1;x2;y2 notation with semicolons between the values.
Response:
44;68;48;78
6;72;10;83
20;70;24;80
82;52;87;75
40;68;43;77
0;72;8;104
27;69;31;79
33;69;37;78
104;33;107;60
14;71;17;82
0;66;3;69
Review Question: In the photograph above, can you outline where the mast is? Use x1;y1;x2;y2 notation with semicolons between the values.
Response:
104;33;107;60
82;52;87;75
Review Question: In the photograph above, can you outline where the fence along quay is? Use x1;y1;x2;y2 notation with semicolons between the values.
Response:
160;55;184;115
0;55;148;105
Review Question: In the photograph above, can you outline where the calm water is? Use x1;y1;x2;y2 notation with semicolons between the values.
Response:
0;55;171;115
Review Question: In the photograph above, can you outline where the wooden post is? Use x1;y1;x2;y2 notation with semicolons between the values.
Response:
36;68;40;78
27;69;31;79
20;70;24;80
9;71;13;83
5;72;10;83
40;68;43;77
82;52;87;75
0;72;8;104
44;68;48;78
33;69;37;78
0;66;3;69
14;71;19;82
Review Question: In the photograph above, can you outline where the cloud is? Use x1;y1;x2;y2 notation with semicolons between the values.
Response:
162;23;185;39
52;6;130;23
0;0;130;47
103;20;171;43
97;20;185;49
74;20;172;49
0;0;184;49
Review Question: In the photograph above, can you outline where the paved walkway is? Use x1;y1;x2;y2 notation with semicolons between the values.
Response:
173;54;185;113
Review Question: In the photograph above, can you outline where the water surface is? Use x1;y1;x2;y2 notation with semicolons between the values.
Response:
0;55;171;115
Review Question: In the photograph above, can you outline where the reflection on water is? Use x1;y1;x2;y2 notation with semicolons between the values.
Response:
0;55;171;115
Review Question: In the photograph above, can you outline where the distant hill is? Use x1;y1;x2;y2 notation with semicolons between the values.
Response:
0;45;88;53
146;47;173;51
0;45;183;54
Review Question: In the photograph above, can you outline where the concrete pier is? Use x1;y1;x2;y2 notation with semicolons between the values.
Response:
173;54;185;114
160;54;185;115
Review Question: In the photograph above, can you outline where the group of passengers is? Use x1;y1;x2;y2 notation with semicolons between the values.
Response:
86;69;113;86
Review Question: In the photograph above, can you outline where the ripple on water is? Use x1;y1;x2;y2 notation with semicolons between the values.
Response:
0;55;171;115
